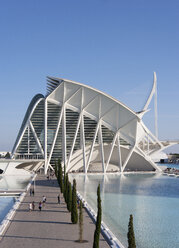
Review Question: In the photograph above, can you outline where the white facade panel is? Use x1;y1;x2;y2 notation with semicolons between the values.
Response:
48;82;64;103
82;87;98;108
118;104;136;129
67;88;82;110
84;96;100;120
120;118;138;145
100;95;116;117
64;82;80;102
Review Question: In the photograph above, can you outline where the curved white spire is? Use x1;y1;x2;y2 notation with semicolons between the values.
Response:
140;72;158;138
143;72;157;111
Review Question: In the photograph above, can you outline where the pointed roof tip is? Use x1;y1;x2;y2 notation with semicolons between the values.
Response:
154;71;157;79
46;76;65;96
46;75;57;80
153;71;157;81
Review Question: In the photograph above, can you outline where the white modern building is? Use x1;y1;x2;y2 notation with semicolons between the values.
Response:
10;73;177;174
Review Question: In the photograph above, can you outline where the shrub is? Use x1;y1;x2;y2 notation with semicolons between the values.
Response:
67;181;72;212
71;179;78;224
79;200;83;242
93;184;102;248
127;214;136;248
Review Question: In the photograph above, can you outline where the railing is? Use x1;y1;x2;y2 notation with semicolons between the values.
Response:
14;154;44;160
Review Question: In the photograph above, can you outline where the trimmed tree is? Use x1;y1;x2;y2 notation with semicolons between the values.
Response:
58;158;61;168
58;160;63;193
64;173;69;203
63;164;66;198
71;179;78;224
63;164;66;184
127;214;136;248
79;200;83;242
67;181;72;212
55;160;58;177
93;184;102;248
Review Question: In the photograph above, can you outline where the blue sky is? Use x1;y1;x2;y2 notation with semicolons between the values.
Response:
0;0;178;152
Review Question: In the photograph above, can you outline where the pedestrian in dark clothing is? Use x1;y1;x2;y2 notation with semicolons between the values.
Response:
39;201;42;211
32;188;35;196
58;194;60;204
32;201;35;211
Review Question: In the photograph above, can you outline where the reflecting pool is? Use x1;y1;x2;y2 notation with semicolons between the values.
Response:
69;173;179;248
0;175;32;190
0;197;15;224
0;174;32;226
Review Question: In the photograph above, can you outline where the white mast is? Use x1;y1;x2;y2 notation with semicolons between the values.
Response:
142;72;158;138
154;73;158;139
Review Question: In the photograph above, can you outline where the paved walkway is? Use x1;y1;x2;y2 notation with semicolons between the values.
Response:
0;175;109;248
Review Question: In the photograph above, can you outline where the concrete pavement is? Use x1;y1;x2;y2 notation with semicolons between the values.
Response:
0;175;109;248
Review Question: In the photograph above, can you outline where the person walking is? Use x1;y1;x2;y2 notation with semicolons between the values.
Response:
29;203;33;211
39;201;42;211
32;201;35;211
57;194;60;204
30;188;32;196
42;196;46;206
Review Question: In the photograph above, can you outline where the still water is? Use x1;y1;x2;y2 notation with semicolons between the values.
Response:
0;197;15;224
0;175;32;190
0;174;32;225
69;173;179;248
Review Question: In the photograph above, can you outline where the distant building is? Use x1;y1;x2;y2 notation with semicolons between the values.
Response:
151;151;168;163
0;151;11;158
167;154;179;163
